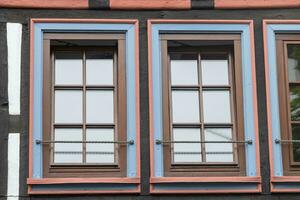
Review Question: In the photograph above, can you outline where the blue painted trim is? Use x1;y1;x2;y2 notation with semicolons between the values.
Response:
266;25;284;176
151;23;257;177
153;182;258;191
266;24;300;177
31;183;139;191
32;22;138;179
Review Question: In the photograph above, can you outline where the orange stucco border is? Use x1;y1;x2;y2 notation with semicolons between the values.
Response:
215;0;300;9
2;0;300;9
0;0;88;9
110;0;190;10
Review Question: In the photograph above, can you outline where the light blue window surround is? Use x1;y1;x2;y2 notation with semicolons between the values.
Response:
266;23;300;190
30;21;139;193
150;22;260;192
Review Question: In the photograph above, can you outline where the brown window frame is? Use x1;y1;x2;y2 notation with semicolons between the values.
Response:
160;34;246;177
42;33;127;178
276;34;300;176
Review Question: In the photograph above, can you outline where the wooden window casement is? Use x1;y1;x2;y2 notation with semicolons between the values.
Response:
160;34;246;177
276;34;300;176
42;33;127;178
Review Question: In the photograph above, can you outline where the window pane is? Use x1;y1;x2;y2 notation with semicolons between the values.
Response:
173;128;201;163
287;44;300;82
54;128;82;163
55;90;82;123
290;86;300;121
203;90;231;123
55;51;83;85
201;54;229;86
204;128;233;162
292;125;300;162
172;91;200;123
86;129;115;164
86;90;114;124
86;52;114;85
170;53;198;85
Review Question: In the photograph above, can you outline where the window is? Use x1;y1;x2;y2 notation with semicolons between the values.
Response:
160;35;245;177
264;20;300;192
28;19;140;194
42;34;127;177
276;34;300;176
149;20;260;194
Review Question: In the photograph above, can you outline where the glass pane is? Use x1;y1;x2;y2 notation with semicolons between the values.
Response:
172;91;200;123
86;52;114;85
203;90;231;123
290;86;300;121
55;51;83;85
173;128;201;163
170;53;198;86
86;90;114;124
204;128;233;162
292;125;300;162
55;90;82;123
201;54;229;85
86;129;115;164
54;128;82;163
287;44;300;82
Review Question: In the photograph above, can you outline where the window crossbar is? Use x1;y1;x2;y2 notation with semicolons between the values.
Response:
35;139;134;145
156;139;253;145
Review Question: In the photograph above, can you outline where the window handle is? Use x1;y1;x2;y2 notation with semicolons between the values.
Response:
155;139;253;145
275;139;300;144
35;139;134;145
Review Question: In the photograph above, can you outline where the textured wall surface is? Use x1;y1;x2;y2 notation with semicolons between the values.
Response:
1;7;300;200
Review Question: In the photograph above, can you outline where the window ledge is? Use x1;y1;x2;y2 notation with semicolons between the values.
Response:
27;177;140;195
150;176;261;183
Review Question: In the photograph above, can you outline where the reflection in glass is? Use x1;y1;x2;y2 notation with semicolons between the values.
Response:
54;128;82;163
201;54;229;86
86;129;115;163
292;125;300;162
290;86;300;121
86;52;114;85
287;44;300;82
172;91;200;123
203;90;231;123
55;51;83;85
170;60;198;86
173;128;201;163
86;90;114;123
55;90;83;123
205;128;233;162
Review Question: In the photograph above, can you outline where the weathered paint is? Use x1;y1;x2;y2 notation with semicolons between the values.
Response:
7;23;22;115
7;133;20;200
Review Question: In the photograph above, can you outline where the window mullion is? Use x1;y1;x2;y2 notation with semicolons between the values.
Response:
198;52;206;163
83;50;87;164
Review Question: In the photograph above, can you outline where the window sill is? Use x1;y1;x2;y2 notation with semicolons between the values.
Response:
150;176;261;194
271;176;300;192
27;177;140;195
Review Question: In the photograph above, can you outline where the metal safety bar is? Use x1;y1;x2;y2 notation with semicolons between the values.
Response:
155;139;253;145
275;139;300;144
174;152;233;155
35;139;134;145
